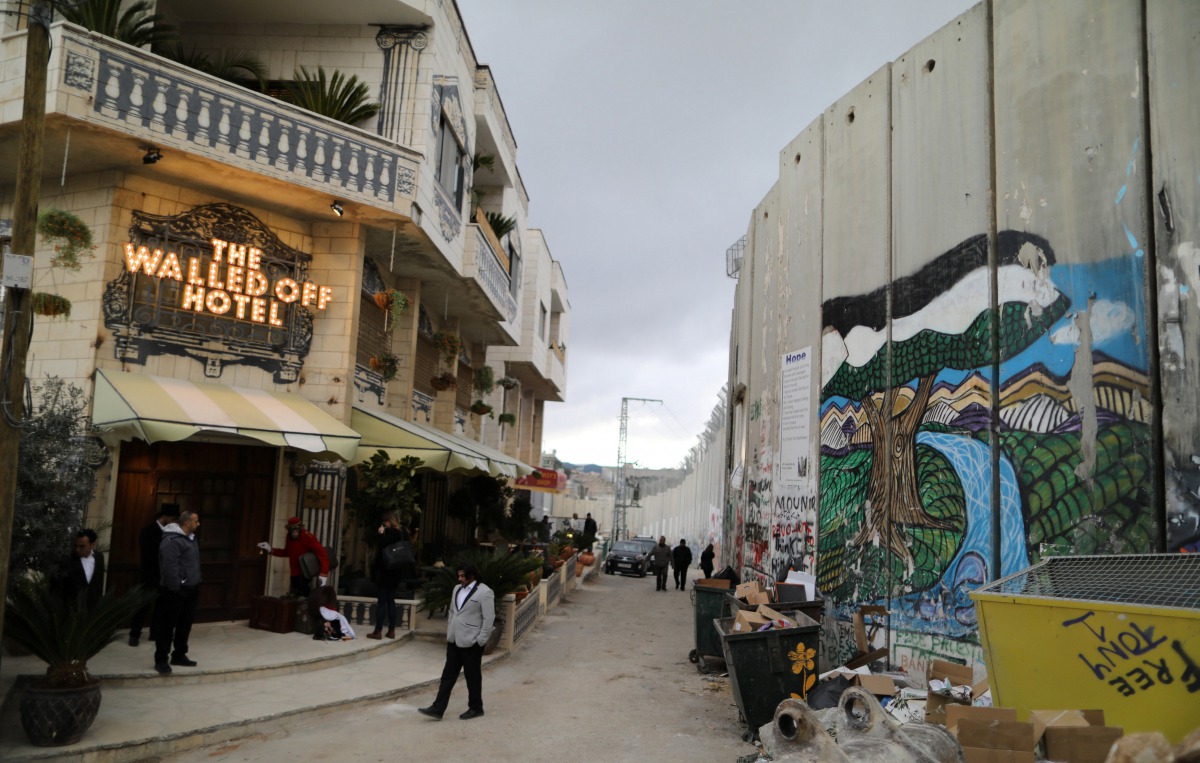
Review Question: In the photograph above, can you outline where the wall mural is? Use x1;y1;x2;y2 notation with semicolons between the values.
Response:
816;230;1156;642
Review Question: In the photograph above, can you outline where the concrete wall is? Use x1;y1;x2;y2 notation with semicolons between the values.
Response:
721;0;1198;674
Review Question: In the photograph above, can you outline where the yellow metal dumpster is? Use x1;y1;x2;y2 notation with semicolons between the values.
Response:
970;554;1200;743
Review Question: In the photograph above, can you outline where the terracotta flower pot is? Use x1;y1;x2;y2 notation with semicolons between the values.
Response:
373;292;390;311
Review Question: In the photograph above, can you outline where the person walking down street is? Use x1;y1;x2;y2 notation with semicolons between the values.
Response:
258;516;329;597
418;561;495;720
582;512;598;550
152;510;202;675
367;513;408;640
56;528;105;610
129;504;178;646
648;536;672;591
699;543;715;580
672;539;693;590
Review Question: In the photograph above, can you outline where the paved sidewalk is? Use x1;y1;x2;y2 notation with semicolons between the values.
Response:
0;611;502;762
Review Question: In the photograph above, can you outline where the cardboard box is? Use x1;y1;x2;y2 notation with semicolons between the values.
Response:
829;670;897;697
961;749;1035;763
1041;726;1123;763
945;705;1017;736
757;605;798;628
734;581;765;600
925;659;989;725
956;719;1037;751
732;608;770;633
746;589;772;605
695;578;731;589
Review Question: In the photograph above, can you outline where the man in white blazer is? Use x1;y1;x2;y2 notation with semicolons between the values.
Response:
418;561;495;720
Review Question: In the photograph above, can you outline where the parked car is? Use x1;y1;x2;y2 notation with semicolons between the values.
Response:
604;540;649;577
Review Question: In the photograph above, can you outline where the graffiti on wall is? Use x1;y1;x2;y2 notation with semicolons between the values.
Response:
772;487;817;580
816;229;1155;640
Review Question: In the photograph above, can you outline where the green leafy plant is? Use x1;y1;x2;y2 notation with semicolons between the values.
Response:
430;370;457;391
369;352;399;382
431;331;464;365
11;377;102;579
470;401;493;417
36;209;95;270
57;0;176;48
3;577;155;688
347;450;423;532
472;365;495;396
484;211;517;240
374;289;409;324
497;412;516;426
30;292;72;320
155;43;268;88
418;547;541;614
285;66;380;125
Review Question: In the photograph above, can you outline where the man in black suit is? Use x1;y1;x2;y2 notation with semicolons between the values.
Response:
58;528;105;610
128;504;179;647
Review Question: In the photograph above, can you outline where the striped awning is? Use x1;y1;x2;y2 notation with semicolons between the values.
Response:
351;405;535;478
92;369;360;460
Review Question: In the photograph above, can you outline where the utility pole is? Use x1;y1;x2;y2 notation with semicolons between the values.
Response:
0;0;51;661
613;396;660;541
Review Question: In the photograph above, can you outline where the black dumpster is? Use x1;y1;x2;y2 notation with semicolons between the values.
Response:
715;610;821;742
688;581;731;670
724;591;825;627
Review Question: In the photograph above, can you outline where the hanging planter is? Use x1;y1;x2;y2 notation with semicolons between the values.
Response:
470;401;493;417
36;209;95;271
373;289;408;324
497;412;516;426
430;371;457;391
30;292;72;320
431;331;464;365
369;352;399;382
497;376;519;390
472;364;495;396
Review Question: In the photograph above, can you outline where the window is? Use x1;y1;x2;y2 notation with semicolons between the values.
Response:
507;240;522;299
434;112;465;208
539;304;547;341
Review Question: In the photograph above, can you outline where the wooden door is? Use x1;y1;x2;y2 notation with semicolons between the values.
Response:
110;440;275;622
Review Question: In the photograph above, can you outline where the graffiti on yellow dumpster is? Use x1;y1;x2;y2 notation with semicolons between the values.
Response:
1065;611;1200;698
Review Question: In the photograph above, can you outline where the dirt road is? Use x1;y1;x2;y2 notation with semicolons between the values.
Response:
160;568;759;763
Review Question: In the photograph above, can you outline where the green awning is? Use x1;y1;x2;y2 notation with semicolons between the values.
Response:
92;369;360;460
350;405;535;478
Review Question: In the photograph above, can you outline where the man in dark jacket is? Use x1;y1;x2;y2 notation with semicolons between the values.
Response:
648;536;672;591
57;528;105;610
152;510;202;674
128;504;178;646
672;539;693;590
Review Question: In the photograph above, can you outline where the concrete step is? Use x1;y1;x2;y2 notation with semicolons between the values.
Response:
0;621;503;763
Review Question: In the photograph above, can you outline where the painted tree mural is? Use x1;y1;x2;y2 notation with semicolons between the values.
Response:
821;232;1070;569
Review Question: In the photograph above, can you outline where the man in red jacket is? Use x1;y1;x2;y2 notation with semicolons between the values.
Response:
258;517;328;596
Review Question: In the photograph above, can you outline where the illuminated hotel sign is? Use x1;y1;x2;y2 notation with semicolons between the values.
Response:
122;237;334;326
103;203;324;382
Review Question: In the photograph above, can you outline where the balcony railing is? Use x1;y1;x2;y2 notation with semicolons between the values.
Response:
43;24;420;209
467;223;517;323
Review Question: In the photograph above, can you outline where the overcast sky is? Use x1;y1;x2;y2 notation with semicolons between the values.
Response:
457;0;978;469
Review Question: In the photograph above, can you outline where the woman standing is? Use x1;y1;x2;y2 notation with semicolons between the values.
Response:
699;543;715;579
367;513;408;639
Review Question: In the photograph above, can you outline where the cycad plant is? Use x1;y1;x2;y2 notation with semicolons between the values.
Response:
4;578;155;688
285;66;380;125
155;43;268;89
56;0;176;49
484;211;517;240
418;547;542;614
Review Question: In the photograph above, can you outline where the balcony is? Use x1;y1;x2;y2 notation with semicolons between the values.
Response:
463;209;519;332
0;23;421;215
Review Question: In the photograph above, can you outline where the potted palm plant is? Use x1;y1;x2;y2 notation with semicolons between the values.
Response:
4;579;154;746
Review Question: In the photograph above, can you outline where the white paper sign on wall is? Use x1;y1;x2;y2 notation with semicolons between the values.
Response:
2;253;33;290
